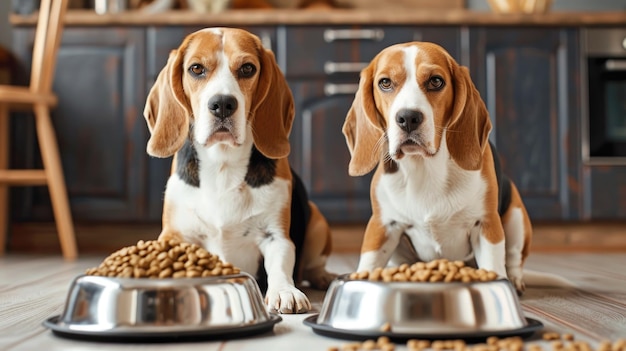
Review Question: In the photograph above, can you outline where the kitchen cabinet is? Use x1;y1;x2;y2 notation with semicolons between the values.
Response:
468;28;581;221
11;27;152;222
287;78;374;222
285;26;461;222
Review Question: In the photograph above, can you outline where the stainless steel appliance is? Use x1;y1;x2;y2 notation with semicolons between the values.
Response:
582;29;626;165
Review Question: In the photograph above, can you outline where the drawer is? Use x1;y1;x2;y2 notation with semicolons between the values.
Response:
146;26;277;80
284;26;461;77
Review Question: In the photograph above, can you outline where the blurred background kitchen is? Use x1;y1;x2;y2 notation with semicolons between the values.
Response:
1;0;626;258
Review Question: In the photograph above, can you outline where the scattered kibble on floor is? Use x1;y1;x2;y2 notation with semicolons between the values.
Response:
326;334;626;351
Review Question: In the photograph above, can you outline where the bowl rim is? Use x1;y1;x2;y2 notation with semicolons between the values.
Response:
44;313;282;342
303;314;543;342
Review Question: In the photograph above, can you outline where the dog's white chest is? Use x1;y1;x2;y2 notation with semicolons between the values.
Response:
165;156;290;275
376;159;487;262
196;177;270;227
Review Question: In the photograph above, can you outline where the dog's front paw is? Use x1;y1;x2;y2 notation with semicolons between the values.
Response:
265;286;311;314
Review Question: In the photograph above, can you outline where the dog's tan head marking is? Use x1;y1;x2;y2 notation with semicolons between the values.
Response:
343;41;491;175
144;27;294;159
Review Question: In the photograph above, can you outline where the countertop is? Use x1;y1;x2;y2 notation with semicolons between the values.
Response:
1;252;625;351
9;9;626;27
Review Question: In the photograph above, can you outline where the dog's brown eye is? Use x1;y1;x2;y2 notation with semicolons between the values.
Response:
427;76;445;91
239;63;257;78
189;64;206;77
378;78;393;91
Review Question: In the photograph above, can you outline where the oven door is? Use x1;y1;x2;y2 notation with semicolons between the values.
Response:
586;57;626;162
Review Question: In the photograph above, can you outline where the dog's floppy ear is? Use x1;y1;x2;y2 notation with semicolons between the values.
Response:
250;47;294;159
143;48;192;158
342;63;384;176
446;63;492;171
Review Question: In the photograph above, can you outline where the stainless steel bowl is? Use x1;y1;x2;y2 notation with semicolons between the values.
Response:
305;276;542;341
44;273;281;341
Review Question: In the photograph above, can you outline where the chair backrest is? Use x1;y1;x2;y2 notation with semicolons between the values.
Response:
29;0;68;94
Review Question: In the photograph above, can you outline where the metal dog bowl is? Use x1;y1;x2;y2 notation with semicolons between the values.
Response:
304;276;542;341
44;273;281;342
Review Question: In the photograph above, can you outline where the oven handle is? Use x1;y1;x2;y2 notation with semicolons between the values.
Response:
604;59;626;71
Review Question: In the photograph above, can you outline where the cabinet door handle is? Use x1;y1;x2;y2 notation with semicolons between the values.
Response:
605;59;626;71
324;83;359;96
324;62;369;74
324;29;385;42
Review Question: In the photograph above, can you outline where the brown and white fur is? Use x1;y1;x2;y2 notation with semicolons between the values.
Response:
342;41;532;293
143;27;335;313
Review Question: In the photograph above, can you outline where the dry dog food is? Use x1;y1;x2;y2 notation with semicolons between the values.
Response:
328;336;396;351
348;259;499;283
328;334;626;351
85;239;240;278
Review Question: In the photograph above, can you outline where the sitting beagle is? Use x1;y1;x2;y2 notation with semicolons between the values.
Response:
143;27;335;313
342;42;531;293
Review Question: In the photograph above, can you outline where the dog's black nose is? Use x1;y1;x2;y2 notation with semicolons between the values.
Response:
395;109;423;133
208;94;238;119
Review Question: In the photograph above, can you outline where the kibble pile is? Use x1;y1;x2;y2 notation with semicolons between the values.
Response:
328;334;626;351
348;259;499;283
85;239;240;278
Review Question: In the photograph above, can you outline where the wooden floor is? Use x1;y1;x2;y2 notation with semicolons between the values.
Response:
0;252;625;350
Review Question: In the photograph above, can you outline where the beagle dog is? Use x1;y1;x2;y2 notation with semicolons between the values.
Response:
143;27;335;313
342;42;531;293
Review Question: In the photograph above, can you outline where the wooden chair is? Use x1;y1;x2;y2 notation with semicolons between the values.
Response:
0;0;77;260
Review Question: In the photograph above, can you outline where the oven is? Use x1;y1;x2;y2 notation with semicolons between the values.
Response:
583;29;626;164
